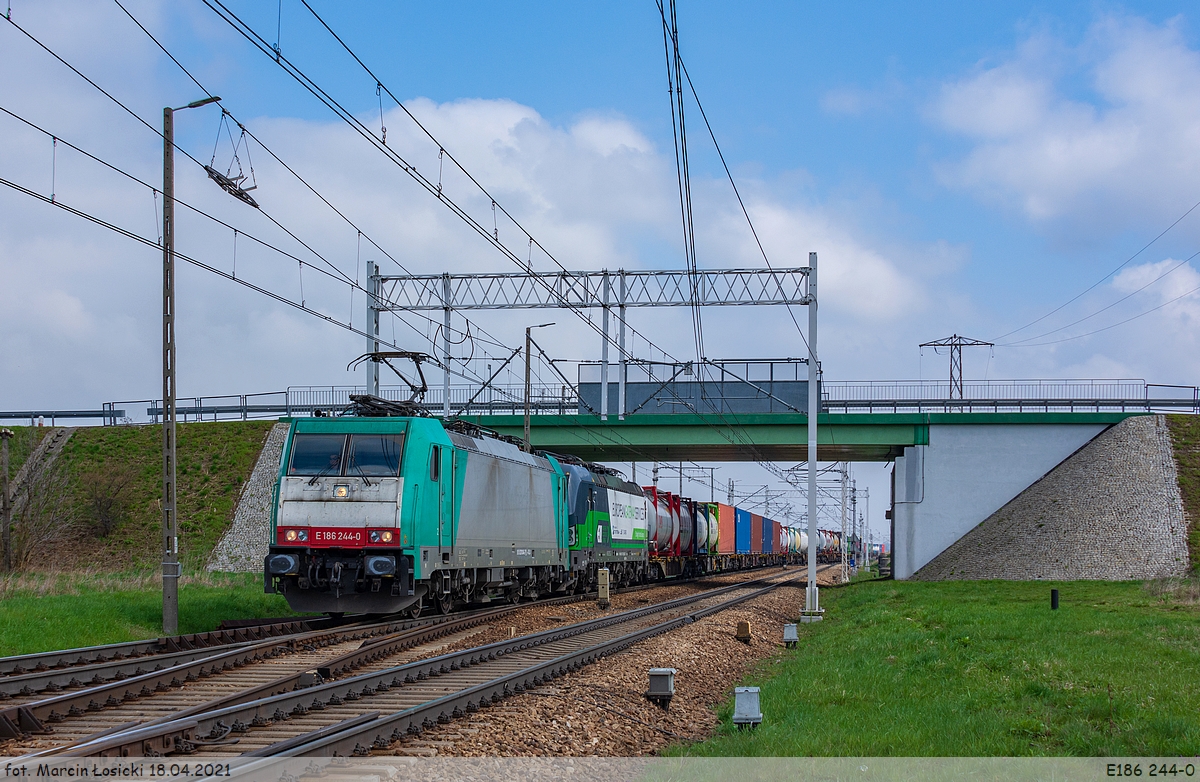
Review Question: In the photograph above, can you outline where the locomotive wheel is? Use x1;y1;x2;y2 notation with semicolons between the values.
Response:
407;602;422;619
436;593;454;614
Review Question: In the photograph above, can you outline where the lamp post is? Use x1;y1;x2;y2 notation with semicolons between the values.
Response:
162;95;220;636
523;322;554;453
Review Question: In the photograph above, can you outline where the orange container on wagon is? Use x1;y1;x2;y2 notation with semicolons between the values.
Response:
716;503;736;554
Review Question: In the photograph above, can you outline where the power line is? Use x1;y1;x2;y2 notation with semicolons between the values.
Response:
11;5;514;384
0;101;509;371
657;0;705;364
998;250;1200;346
651;6;812;359
200;0;799;480
1005;280;1200;347
0;173;402;351
992;196;1200;342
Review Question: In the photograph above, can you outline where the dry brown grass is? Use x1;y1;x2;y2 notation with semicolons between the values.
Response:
1142;576;1200;605
0;566;250;599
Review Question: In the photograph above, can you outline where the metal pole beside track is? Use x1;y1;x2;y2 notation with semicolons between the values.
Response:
805;252;821;618
368;260;380;396
524;326;532;452
162;105;179;636
161;95;219;636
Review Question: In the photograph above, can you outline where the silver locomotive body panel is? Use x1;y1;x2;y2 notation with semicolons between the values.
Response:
449;433;563;568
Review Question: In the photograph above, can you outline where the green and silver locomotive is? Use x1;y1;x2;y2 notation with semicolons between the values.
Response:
265;414;655;615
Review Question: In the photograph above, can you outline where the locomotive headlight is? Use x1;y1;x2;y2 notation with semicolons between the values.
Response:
285;529;298;542
297;529;308;542
369;530;381;543
381;530;394;543
333;484;350;498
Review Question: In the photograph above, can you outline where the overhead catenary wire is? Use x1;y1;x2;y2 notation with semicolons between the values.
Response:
0;102;511;390
109;0;516;364
17;1;516;392
274;0;794;487
256;0;683;367
0;173;406;351
11;2;796;491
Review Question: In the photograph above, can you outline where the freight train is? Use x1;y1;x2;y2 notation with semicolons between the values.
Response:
264;413;844;615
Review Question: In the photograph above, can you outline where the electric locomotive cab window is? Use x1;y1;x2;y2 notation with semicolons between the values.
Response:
347;434;404;476
288;434;348;475
429;445;441;481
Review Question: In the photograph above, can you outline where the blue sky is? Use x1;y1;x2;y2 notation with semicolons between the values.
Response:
3;1;1200;529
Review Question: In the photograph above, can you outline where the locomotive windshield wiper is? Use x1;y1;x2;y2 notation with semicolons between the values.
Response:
307;463;338;486
351;465;373;487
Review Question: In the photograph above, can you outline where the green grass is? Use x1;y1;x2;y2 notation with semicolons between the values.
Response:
1;425;51;477
680;579;1200;756
1166;415;1200;572
52;421;273;570
0;572;302;656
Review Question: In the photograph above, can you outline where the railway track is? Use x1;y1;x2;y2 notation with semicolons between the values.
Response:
10;570;804;758
0;565;758;690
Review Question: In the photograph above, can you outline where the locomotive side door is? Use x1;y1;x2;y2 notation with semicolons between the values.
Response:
431;444;450;564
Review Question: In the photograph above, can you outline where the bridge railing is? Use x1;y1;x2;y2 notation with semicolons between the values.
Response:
819;379;1199;413
99;377;1200;424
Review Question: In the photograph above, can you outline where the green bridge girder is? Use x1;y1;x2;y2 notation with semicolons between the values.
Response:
457;411;1145;462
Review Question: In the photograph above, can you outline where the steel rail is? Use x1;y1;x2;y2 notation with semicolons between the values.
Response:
0;613;450;741
14;576;717;755
54;574;793;757
0;619;328;679
0;564;751;684
0;641;290;700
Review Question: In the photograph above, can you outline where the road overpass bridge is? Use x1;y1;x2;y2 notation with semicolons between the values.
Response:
95;375;1196;582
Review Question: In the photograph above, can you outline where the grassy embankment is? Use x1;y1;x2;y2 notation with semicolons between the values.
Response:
1165;414;1200;572
683;578;1200;756
17;420;273;573
1;425;51;477
0;421;301;655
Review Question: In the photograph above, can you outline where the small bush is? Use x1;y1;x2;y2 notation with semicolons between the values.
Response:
79;462;137;537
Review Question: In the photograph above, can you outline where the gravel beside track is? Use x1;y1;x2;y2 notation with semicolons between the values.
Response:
387;565;839;757
193;574;803;756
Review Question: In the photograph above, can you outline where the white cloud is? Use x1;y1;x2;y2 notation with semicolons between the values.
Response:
933;16;1200;234
0;0;927;409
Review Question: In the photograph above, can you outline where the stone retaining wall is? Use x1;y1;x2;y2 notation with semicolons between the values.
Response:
913;415;1189;581
207;421;290;573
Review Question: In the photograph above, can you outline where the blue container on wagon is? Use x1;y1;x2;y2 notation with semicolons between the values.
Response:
734;508;752;554
762;517;774;554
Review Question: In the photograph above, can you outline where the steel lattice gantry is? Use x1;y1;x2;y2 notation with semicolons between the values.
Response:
371;267;812;311
365;266;814;422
